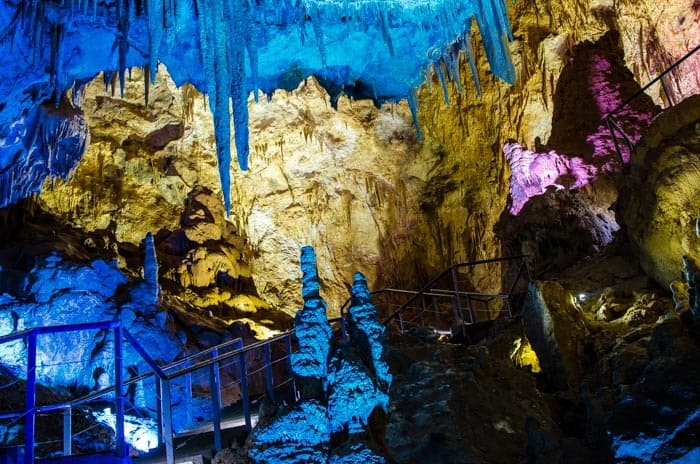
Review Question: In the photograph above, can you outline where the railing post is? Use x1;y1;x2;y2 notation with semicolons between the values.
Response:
263;343;274;402
209;348;222;451
24;330;37;464
340;317;348;343
185;360;192;428
284;334;297;403
420;296;426;328
507;261;526;297
160;378;174;464
467;294;477;324
659;75;674;107
432;295;442;329
114;325;126;458
155;377;163;450
239;351;251;431
450;266;467;325
605;117;625;168
63;406;71;456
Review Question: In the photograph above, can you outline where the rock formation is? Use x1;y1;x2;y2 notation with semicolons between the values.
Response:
522;280;590;391
290;246;332;396
0;252;182;391
249;248;389;463
0;0;699;462
622;95;700;290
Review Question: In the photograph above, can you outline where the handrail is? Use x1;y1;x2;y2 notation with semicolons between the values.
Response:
604;42;700;165
0;320;300;464
161;336;245;373
382;254;530;325
338;288;455;317
0;320;120;344
164;330;293;379
604;43;700;120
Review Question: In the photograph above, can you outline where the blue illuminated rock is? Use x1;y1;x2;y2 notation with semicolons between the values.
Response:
0;253;181;390
290;246;332;382
329;441;386;464
346;273;392;389
0;102;89;209
250;248;390;461
326;353;389;434
249;400;331;463
129;232;161;311
326;272;391;434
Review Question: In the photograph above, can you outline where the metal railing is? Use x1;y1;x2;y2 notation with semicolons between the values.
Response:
605;43;700;166
341;255;531;336
2;257;531;463
0;321;299;464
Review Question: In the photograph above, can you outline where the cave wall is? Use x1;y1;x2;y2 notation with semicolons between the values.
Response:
32;0;700;316
414;0;699;280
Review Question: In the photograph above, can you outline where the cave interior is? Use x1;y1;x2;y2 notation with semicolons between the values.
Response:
0;1;700;463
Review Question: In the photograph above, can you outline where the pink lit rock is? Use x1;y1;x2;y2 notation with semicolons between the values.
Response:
504;142;597;215
506;46;658;215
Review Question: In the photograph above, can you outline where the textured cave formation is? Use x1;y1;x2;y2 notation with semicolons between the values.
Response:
0;0;517;216
1;0;700;463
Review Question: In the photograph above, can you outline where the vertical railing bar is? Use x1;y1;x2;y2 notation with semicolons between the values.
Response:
263;343;274;402
450;266;466;326
432;295;441;330
210;348;222;451
239;351;251;431
659;73;674;107
155;377;163;451
161;379;174;464
605;117;625;168
524;256;533;281
185;360;192;428
505;298;513;318
63;406;71;456
507;261;526;297
465;293;475;325
24;330;37;464
284;335;296;403
114;325;126;458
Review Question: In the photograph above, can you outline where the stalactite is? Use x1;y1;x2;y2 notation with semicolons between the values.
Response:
8;0;519;213
116;0;130;98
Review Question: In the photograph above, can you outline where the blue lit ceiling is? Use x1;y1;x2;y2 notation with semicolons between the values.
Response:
0;0;515;212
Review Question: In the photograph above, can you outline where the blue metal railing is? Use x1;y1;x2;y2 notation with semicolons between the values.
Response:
0;321;299;464
0;256;532;463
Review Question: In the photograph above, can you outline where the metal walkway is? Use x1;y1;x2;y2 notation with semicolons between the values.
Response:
341;255;531;340
0;322;298;464
0;255;530;464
